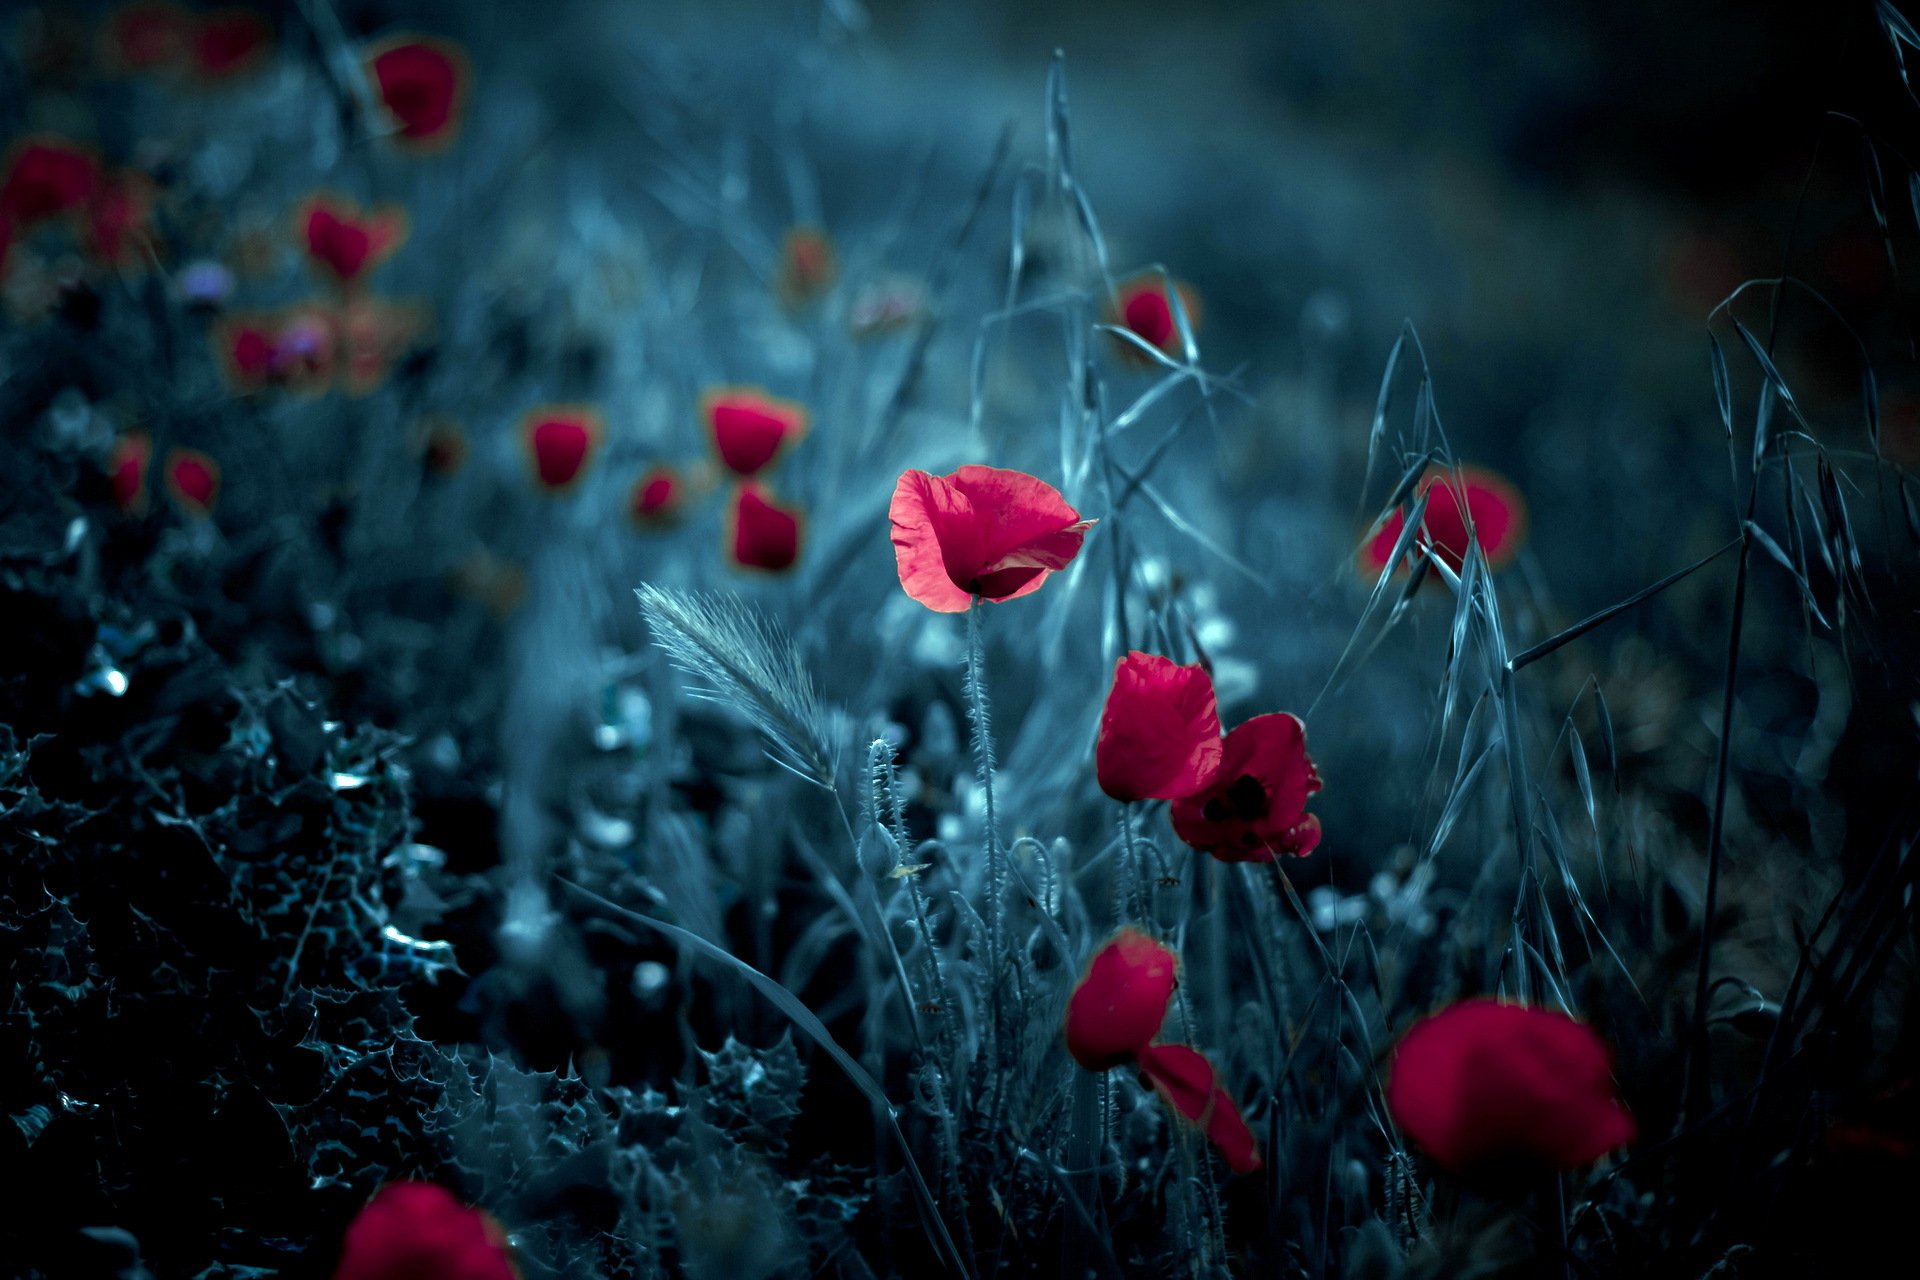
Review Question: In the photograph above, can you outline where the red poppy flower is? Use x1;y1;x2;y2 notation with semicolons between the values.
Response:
104;3;191;72
1169;713;1322;862
298;194;406;286
1096;652;1225;802
1135;1043;1262;1173
629;464;683;525
219;315;280;389
1111;275;1201;360
728;483;802;572
889;465;1094;612
521;407;600;492
190;9;271;80
164;448;220;515
1360;464;1527;578
334;1182;516;1280
1065;928;1178;1070
776;226;836;305
108;432;151;512
1386;999;1636;1174
0;140;101;228
703;387;807;477
366;36;468;147
85;171;154;267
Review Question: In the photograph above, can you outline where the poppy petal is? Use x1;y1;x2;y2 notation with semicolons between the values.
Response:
522;408;599;491
889;469;983;613
706;389;807;477
629;464;682;524
1136;1043;1262;1173
367;37;466;144
1096;652;1224;802
334;1182;516;1280
1064;928;1177;1070
1170;713;1322;861
729;483;802;572
164;448;220;515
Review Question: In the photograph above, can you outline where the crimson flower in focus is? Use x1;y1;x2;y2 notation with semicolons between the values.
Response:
1169;713;1323;862
1064;929;1260;1172
629;464;683;526
728;483;802;572
366;36;468;147
298;194;406;286
889;465;1093;612
108;432;151;512
164;448;219;515
334;1182;516;1280
1386;999;1635;1174
1096;652;1224;802
1361;464;1527;578
704;387;807;477
1111;274;1200;361
1;139;101;228
190;9;271;80
521;407;599;492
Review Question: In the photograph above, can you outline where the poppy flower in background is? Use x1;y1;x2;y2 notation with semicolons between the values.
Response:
298;194;407;286
728;482;802;572
366;35;468;147
218;315;280;390
190;8;271;81
1135;1042;1262;1173
776;225;837;305
1170;712;1323;862
704;387;807;477
889;465;1094;612
164;448;220;515
333;1182;517;1280
1386;998;1636;1174
108;432;151;512
1063;929;1259;1172
1065;927;1179;1070
85;170;155;268
629;464;683;525
1111;274;1201;360
0;139;101;228
1360;463;1528;578
104;3;190;73
521;407;600;492
1096;651;1225;802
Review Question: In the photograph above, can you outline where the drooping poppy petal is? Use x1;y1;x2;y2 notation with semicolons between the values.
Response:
776;226;837;305
704;388;807;477
0;139;101;227
190;9;271;80
1111;275;1201;361
1170;712;1322;862
1386;999;1636;1174
1360;463;1528;578
521;407;599;492
1136;1043;1261;1173
366;36;468;146
104;3;191;73
888;465;1094;612
1096;652;1224;802
334;1182;517;1280
1064;928;1178;1070
728;483;802;572
164;448;220;515
298;194;407;286
629;464;683;525
108;432;151;512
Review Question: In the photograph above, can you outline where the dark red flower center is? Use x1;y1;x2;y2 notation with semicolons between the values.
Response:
1203;773;1268;824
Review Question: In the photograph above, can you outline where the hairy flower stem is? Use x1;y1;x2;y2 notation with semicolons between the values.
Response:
964;598;1007;1087
1114;805;1142;923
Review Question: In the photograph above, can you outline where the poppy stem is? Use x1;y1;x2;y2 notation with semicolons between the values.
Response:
963;597;1006;1068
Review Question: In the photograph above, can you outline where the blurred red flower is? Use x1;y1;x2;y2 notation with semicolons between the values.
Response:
218;315;279;390
1386;999;1636;1174
1;139;101;227
629;464;683;525
164;448;220;515
1111;274;1200;360
108;432;151;512
1135;1043;1261;1173
190;9;271;80
333;1182;516;1280
704;387;807;477
1096;651;1225;802
366;36;468;147
1170;713;1322;862
521;407;599;492
728;483;802;571
1065;927;1178;1070
298;194;406;287
776;226;836;305
889;465;1093;612
1360;463;1527;578
85;170;155;268
104;3;191;73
